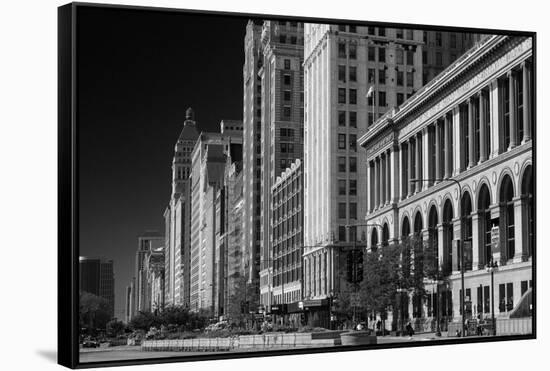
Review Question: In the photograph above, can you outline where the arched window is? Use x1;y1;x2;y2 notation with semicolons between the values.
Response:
371;228;379;252
428;206;439;268
414;212;423;236
442;199;454;274
461;192;473;271
521;166;533;258
477;184;492;267
382;223;390;247
500;175;515;261
402;216;410;241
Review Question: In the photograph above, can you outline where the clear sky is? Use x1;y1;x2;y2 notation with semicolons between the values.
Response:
77;5;256;319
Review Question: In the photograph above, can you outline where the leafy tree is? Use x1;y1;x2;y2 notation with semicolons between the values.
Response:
128;311;162;332
106;319;126;338
79;291;112;334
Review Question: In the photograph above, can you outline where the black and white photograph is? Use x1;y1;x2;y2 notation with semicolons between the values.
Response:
4;1;547;370
55;2;538;368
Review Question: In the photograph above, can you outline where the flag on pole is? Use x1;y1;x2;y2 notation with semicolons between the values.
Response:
366;85;374;98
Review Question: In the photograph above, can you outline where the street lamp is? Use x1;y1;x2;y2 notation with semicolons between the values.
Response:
410;177;466;337
486;259;499;336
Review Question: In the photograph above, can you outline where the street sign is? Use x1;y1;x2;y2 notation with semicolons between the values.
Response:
491;226;500;253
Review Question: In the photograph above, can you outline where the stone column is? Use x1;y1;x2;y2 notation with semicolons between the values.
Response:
452;107;461;176
444;114;452;179
408;139;413;196
399;143;405;200
415;133;422;192
386;149;391;204
508;70;517;149
422;128;430;190
471;212;480;271
380;154;385;207
513;196;524;263
522;60;532;143
374;158;379;209
435;121;441;182
437;224;445;269
489;79;500;158
479;91;487;163
367;161;372;212
468;97;475;168
391;145;399;203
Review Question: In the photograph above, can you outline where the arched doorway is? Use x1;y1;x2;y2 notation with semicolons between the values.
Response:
428;205;439;267
500;175;515;261
521;166;533;258
461;192;473;271
477;184;492;267
402;216;410;241
371;228;379;252
442;199;454;275
382;223;390;247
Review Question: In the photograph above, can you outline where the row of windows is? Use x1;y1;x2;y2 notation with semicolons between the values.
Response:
338;65;357;82
338;156;357;173
338;179;357;196
338;110;357;128
278;34;300;45
338;88;357;104
338;133;357;151
338;41;357;60
338;202;357;219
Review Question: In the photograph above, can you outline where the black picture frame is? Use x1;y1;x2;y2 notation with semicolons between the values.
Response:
58;2;536;369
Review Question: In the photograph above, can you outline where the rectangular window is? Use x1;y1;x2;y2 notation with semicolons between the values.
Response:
338;203;347;219
349;66;357;82
378;27;386;36
349;43;357;59
450;33;457;48
368;47;375;61
284;74;291;85
349;25;356;33
501;77;511;150
368;68;375;83
349;111;357;128
338;134;346;149
378;91;386;107
338;42;346;58
338;65;346;82
499;283;506;312
338;157;346;172
407;71;414;86
349;89;357;104
290;36;297;45
378;68;385;84
338;110;346;126
396;49;404;64
397;70;404;86
378;47;386;63
349;179;357;195
349;203;357;219
349;134;357;152
396;29;403;38
338;180;347;195
397;93;404;105
436;52;443;66
368;26;375;35
349;157;357;172
405;29;413;40
283;106;291;119
506;283;514;312
284;59;291;69
484;285;490;313
338;88;346;104
422;51;428;64
338;25;346;31
521;281;528;296
406;50;414;65
283;90;291;101
339;226;347;242
436;32;442;46
279;35;286;43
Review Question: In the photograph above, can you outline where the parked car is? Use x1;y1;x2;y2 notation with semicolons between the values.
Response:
82;338;100;348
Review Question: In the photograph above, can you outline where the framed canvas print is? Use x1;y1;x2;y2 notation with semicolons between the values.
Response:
58;2;536;368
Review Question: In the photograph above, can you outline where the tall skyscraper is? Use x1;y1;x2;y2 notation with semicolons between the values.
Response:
302;24;424;326
242;21;264;300
164;108;199;308
257;20;305;311
189;123;243;312
79;256;115;319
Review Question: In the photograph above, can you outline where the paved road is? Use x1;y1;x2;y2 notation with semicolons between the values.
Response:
79;348;223;363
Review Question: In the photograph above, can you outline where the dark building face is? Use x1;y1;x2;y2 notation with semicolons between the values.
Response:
79;256;115;318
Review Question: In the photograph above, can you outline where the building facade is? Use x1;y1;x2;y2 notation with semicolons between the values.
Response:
257;20;305;312
144;247;165;313
242;21;264;302
134;231;163;316
79;256;115;319
189;123;243;313
164;108;199;308
302;24;424;326
270;159;304;325
359;35;533;331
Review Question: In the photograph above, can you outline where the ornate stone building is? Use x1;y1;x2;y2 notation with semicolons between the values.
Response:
359;35;533;332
